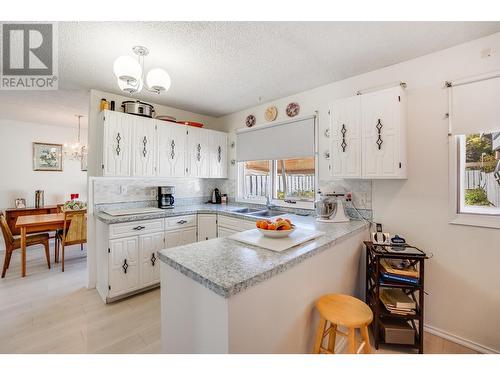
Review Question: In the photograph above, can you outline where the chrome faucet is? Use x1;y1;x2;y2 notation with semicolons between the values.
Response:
266;195;277;210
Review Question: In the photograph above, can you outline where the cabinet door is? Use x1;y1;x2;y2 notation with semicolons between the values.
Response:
139;232;164;287
164;227;197;248
108;236;139;298
186;127;209;178
158;121;187;177
217;227;237;238
197;214;217;241
132;116;157;177
103;111;131;176
330;96;362;178
361;87;402;178
209;131;228;178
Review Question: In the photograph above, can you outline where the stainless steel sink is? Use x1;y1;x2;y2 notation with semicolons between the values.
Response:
248;209;286;218
231;207;263;214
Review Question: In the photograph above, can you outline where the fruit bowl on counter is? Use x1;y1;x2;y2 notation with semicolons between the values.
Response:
255;218;296;238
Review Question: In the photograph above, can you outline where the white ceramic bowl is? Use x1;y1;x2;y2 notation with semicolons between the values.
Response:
258;226;296;238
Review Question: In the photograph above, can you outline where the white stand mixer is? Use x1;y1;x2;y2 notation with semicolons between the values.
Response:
315;192;350;223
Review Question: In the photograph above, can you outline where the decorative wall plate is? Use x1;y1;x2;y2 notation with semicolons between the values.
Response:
286;102;300;117
264;106;278;122
245;114;256;127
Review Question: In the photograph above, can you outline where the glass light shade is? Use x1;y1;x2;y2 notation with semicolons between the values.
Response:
113;55;142;83
146;68;171;92
118;77;143;93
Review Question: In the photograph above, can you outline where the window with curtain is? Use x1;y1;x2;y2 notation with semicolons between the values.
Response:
450;76;500;216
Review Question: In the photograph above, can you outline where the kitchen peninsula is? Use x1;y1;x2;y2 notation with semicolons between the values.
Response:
158;211;368;354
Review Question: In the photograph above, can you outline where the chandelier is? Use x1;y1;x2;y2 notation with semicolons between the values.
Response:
64;115;87;161
113;46;171;95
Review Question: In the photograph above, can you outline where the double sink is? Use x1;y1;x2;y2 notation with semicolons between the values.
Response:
230;207;286;218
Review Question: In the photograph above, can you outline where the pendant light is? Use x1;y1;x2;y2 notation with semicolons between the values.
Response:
113;46;171;95
64;115;87;161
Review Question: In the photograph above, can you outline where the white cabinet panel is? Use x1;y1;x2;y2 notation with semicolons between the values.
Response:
132;116;157;177
108;236;139;298
209;130;228;178
139;232;164;287
361;86;405;179
103;111;131;177
186;127;209;178
217;227;237;238
329;96;362;178
197;214;217;241
165;227;197;248
158;121;187;177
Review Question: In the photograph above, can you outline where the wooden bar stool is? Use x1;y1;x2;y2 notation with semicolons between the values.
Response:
313;294;373;354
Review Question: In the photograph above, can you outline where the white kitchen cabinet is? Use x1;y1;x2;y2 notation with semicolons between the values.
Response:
217;216;255;238
165;227;197;247
329;96;362;178
157;121;187;177
186;126;210;178
108;236;140;298
197;214;217;241
102;111;132;177
132;116;158;177
217;227;237;238
139;231;164;287
209;130;228;178
361;86;407;179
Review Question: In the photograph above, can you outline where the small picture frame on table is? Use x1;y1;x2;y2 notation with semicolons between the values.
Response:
15;198;26;209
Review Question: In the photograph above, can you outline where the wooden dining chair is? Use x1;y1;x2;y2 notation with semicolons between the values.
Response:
1;213;51;278
55;210;87;272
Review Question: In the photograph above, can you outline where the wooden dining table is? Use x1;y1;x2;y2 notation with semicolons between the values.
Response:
15;213;67;277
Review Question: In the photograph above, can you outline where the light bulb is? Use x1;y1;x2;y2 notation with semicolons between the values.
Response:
146;68;171;92
113;55;141;83
117;77;143;94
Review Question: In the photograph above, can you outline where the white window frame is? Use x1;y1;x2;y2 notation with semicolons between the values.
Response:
449;135;500;229
236;159;315;210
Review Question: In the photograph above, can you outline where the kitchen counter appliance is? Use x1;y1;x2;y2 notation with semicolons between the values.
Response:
315;192;350;223
158;186;175;209
121;100;155;118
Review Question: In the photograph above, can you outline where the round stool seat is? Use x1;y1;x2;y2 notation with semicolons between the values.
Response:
316;294;373;328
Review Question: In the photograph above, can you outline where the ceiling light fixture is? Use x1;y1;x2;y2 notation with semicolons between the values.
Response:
113;46;171;95
64;115;87;161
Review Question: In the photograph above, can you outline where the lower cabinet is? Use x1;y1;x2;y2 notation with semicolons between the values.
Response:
217;226;238;237
108;236;140;298
197;214;217;241
165;227;197;247
139;232;165;288
217;216;255;238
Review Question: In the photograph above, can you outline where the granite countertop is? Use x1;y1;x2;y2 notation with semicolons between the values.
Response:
158;213;368;298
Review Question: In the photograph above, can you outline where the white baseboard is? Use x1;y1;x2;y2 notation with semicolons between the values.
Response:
424;324;499;354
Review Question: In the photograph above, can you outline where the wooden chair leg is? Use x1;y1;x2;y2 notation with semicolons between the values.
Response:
55;237;59;263
327;323;337;353
360;325;371;354
81;243;83;251
348;327;356;354
44;240;51;269
61;243;65;272
1;249;10;278
313;317;327;354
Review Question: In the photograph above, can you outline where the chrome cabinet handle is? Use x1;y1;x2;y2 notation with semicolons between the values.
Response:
217;146;222;163
142;136;148;157
115;132;122;156
170;140;175;159
196;143;201;161
151;253;156;267
376;119;383;150
341;124;347;152
122;259;129;274
132;225;145;230
177;220;187;224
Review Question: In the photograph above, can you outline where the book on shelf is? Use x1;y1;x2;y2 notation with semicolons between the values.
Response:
380;288;416;310
380;271;419;285
380;259;419;278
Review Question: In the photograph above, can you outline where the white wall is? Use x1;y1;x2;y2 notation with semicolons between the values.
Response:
219;32;500;352
0;118;87;250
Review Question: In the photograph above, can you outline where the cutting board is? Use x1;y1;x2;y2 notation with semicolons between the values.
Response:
228;228;324;252
103;207;164;216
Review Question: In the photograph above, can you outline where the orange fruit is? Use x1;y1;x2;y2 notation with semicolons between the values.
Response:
284;218;291;224
260;221;269;230
268;224;276;230
255;221;262;228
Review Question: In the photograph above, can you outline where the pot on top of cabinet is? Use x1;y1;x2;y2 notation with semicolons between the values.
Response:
121;100;155;118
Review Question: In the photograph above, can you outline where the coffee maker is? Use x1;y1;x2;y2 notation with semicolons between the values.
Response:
158;186;175;209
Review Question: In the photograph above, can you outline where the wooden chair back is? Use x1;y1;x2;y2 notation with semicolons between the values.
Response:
61;209;87;246
0;213;14;247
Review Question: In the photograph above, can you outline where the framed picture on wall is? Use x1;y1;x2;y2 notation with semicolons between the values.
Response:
33;142;63;171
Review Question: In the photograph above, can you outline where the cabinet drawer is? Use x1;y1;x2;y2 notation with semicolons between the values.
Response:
165;215;196;229
218;215;255;231
109;219;164;239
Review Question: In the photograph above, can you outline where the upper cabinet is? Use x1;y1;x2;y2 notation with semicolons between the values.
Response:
100;110;228;179
328;86;407;179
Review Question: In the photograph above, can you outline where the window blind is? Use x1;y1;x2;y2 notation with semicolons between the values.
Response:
236;116;315;161
450;75;500;135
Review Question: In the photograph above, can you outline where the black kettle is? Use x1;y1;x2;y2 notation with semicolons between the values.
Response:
212;188;222;204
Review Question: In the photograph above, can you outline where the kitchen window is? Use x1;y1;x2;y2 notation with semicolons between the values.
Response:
238;157;315;209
